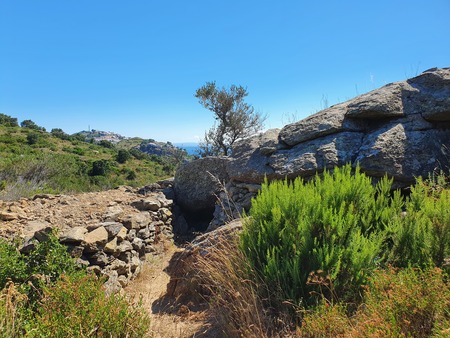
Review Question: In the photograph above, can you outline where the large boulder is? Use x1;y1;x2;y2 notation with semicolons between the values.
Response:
234;67;450;184
227;128;281;183
174;157;231;213
173;68;450;228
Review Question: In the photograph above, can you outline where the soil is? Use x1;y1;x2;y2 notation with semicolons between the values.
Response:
0;187;216;337
125;244;214;337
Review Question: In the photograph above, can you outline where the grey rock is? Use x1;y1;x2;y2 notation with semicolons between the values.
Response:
131;237;145;256
174;156;231;213
117;240;133;253
104;237;119;254
103;270;121;295
227;129;279;183
110;259;129;275
158;208;172;222
82;226;108;253
60;226;88;243
117;275;129;287
137;226;151;239
23;221;53;242
269;132;364;178
173;214;189;235
406;68;450;121
89;251;113;267
87;265;102;276
127;229;137;241
121;213;151;230
67;245;84;258
103;206;123;222
356;123;450;181
102;222;125;238
131;198;160;211
346;82;405;119
279;104;363;146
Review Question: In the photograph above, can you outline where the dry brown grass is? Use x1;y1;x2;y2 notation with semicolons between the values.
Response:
0;282;27;338
195;234;295;337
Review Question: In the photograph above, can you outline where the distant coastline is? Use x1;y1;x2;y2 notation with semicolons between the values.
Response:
174;143;200;156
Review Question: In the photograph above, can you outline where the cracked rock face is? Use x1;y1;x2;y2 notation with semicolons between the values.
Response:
233;67;450;184
173;67;450;228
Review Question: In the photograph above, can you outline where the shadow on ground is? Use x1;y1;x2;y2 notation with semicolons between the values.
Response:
151;248;222;338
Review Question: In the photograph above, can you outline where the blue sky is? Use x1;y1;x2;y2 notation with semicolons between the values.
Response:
1;1;449;143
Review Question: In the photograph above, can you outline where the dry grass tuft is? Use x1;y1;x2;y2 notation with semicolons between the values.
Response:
196;233;295;337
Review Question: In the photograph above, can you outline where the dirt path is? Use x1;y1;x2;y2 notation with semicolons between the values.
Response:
125;243;210;338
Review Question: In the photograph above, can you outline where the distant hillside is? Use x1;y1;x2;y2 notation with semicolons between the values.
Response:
75;129;126;144
0;114;184;200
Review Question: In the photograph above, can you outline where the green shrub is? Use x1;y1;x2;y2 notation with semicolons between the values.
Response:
240;165;395;308
116;149;131;164
28;273;150;338
126;169;137;180
50;128;69;140
0;236;150;337
240;165;450;310
21;119;45;131
98;140;114;149
0;240;27;289
386;177;450;270
352;267;450;337
26;133;39;145
90;160;110;176
0;113;18;127
0;233;80;303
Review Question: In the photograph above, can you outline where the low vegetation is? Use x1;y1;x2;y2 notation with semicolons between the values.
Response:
200;165;450;336
0;114;183;200
0;233;150;337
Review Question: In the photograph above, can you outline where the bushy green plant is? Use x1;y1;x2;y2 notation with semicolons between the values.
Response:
352;267;450;337
240;165;450;309
386;177;450;270
240;165;395;307
28;273;150;338
0;232;80;303
0;240;27;289
0;236;150;337
26;132;39;145
0;113;18;127
90;159;111;176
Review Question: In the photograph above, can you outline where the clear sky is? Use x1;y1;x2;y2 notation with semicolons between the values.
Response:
1;1;449;143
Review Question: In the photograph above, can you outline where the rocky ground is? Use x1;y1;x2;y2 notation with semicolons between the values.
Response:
0;186;214;337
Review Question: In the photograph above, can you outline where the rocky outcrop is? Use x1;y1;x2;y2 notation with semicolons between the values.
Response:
173;67;450;229
174;157;230;214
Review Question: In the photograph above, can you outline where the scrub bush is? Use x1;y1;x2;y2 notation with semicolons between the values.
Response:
240;165;450;310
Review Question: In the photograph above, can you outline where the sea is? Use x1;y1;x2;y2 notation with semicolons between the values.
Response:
174;143;200;156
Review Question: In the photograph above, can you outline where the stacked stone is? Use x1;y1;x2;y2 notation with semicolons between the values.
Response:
208;182;260;231
20;191;174;293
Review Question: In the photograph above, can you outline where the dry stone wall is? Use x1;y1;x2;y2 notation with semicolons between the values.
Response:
0;183;175;293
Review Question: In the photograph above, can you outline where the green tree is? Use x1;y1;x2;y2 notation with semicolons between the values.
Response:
195;82;265;156
116;149;131;164
27;132;39;145
0;113;18;127
90;160;110;176
51;128;69;140
98;140;114;149
21;119;45;131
